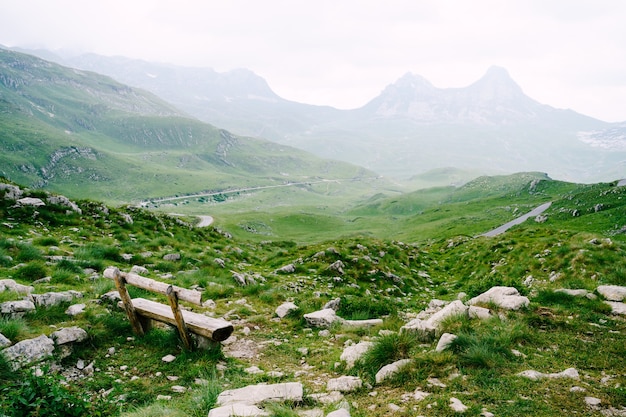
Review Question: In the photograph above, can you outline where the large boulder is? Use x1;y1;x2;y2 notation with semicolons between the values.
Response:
468;286;529;310
0;333;10;348
597;285;626;302
275;302;298;318
0;184;24;200
0;299;36;318
400;318;436;341
30;290;83;307
375;359;412;384
326;376;362;392
46;195;81;214
426;300;468;327
16;197;45;207
304;309;344;328
1;334;54;370
50;326;88;345
340;341;374;369
216;382;303;407
0;279;34;295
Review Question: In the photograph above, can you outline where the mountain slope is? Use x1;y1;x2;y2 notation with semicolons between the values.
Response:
21;48;625;184
0;48;382;204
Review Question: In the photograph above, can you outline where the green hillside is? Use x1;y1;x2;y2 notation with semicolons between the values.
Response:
0;48;385;204
0;176;625;416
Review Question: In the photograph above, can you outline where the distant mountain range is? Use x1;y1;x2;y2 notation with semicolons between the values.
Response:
6;46;626;184
0;47;380;203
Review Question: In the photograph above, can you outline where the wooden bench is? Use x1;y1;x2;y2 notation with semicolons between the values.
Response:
104;267;233;350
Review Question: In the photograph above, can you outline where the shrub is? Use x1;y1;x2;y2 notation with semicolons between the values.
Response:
0;369;96;417
13;261;48;281
356;332;417;380
0;316;30;341
337;296;396;320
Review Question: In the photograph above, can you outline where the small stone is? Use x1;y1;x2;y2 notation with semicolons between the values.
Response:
570;386;586;393
171;385;186;393
108;347;115;355
585;397;601;407
156;395;172;401
166;375;179;381
450;397;468;412
162;354;176;363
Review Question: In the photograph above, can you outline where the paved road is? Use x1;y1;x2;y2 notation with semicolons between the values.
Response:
479;202;552;237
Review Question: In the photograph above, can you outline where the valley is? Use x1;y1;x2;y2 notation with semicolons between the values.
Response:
0;46;625;417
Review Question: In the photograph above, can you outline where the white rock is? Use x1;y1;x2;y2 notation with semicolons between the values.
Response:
326;409;350;417
413;389;431;401
468;305;491;320
309;391;344;405
0;279;34;294
605;301;626;315
130;265;149;275
208;403;269;417
304;309;343;328
468;286;529;310
65;303;86;316
555;289;589;297
2;334;54;370
156;395;172;401
450;397;468;412
275;302;298;318
203;299;217;309
0;299;36;316
31;290;83;307
585;396;602;407
17;197;45;207
162;354;176;363
375;359;412;384
216;382;303;406
342;319;383;329
327;376;362;392
51;326;88;345
0;332;11;347
244;366;264;375
400;318;436;342
171;385;186;393
517;367;579;380
435;333;457;352
597;285;626;301
340;341;374;369
427;300;468;328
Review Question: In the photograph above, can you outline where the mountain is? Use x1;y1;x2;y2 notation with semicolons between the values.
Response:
0;47;383;203
18;48;626;184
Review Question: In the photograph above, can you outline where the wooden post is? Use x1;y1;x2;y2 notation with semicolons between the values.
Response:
112;267;145;336
167;285;194;350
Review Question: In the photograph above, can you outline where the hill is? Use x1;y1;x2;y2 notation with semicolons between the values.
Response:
0;176;625;416
0;47;387;204
27;49;626;184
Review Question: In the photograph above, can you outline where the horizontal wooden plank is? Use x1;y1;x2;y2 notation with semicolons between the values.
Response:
131;298;233;342
104;267;202;305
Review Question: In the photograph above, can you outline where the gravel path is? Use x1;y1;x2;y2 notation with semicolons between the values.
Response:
479;202;552;237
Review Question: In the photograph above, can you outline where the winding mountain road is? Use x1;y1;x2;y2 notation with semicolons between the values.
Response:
479;202;552;237
196;215;214;227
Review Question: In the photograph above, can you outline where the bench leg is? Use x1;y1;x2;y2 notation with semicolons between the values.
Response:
167;285;194;350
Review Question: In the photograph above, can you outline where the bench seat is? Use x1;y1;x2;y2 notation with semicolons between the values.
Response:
131;298;233;342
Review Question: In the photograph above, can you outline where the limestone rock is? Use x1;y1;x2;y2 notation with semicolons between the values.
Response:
605;301;626;315
309;391;344;405
340;341;374;369
468;286;529;310
0;183;24;200
51;326;88;345
46;195;81;214
326;409;350;417
17;197;45;207
342;318;383;329
435;333;458;352
0;333;11;348
427;300;468;327
327;376;362;392
65;303;86;316
555;289;589;297
323;298;341;311
400;318;436;341
468;305;491;320
0;279;34;295
0;299;36;317
597;285;626;301
517;367;579;381
163;253;181;261
100;291;121;304
130;265;149;275
216;382;303;406
304;309;343;328
31;290;83;307
208;403;269;417
275;302;298;318
450;397;468;412
375;359;412;384
276;264;296;274
1;334;54;370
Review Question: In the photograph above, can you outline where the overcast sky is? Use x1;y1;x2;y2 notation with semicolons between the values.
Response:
1;0;625;122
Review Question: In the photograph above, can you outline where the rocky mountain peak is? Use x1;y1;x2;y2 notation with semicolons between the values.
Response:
467;65;526;101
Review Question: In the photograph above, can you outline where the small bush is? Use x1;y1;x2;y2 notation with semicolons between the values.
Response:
15;243;43;262
356;332;417;380
0;317;30;341
337;296;396;320
13;261;48;281
34;236;59;246
0;369;96;417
